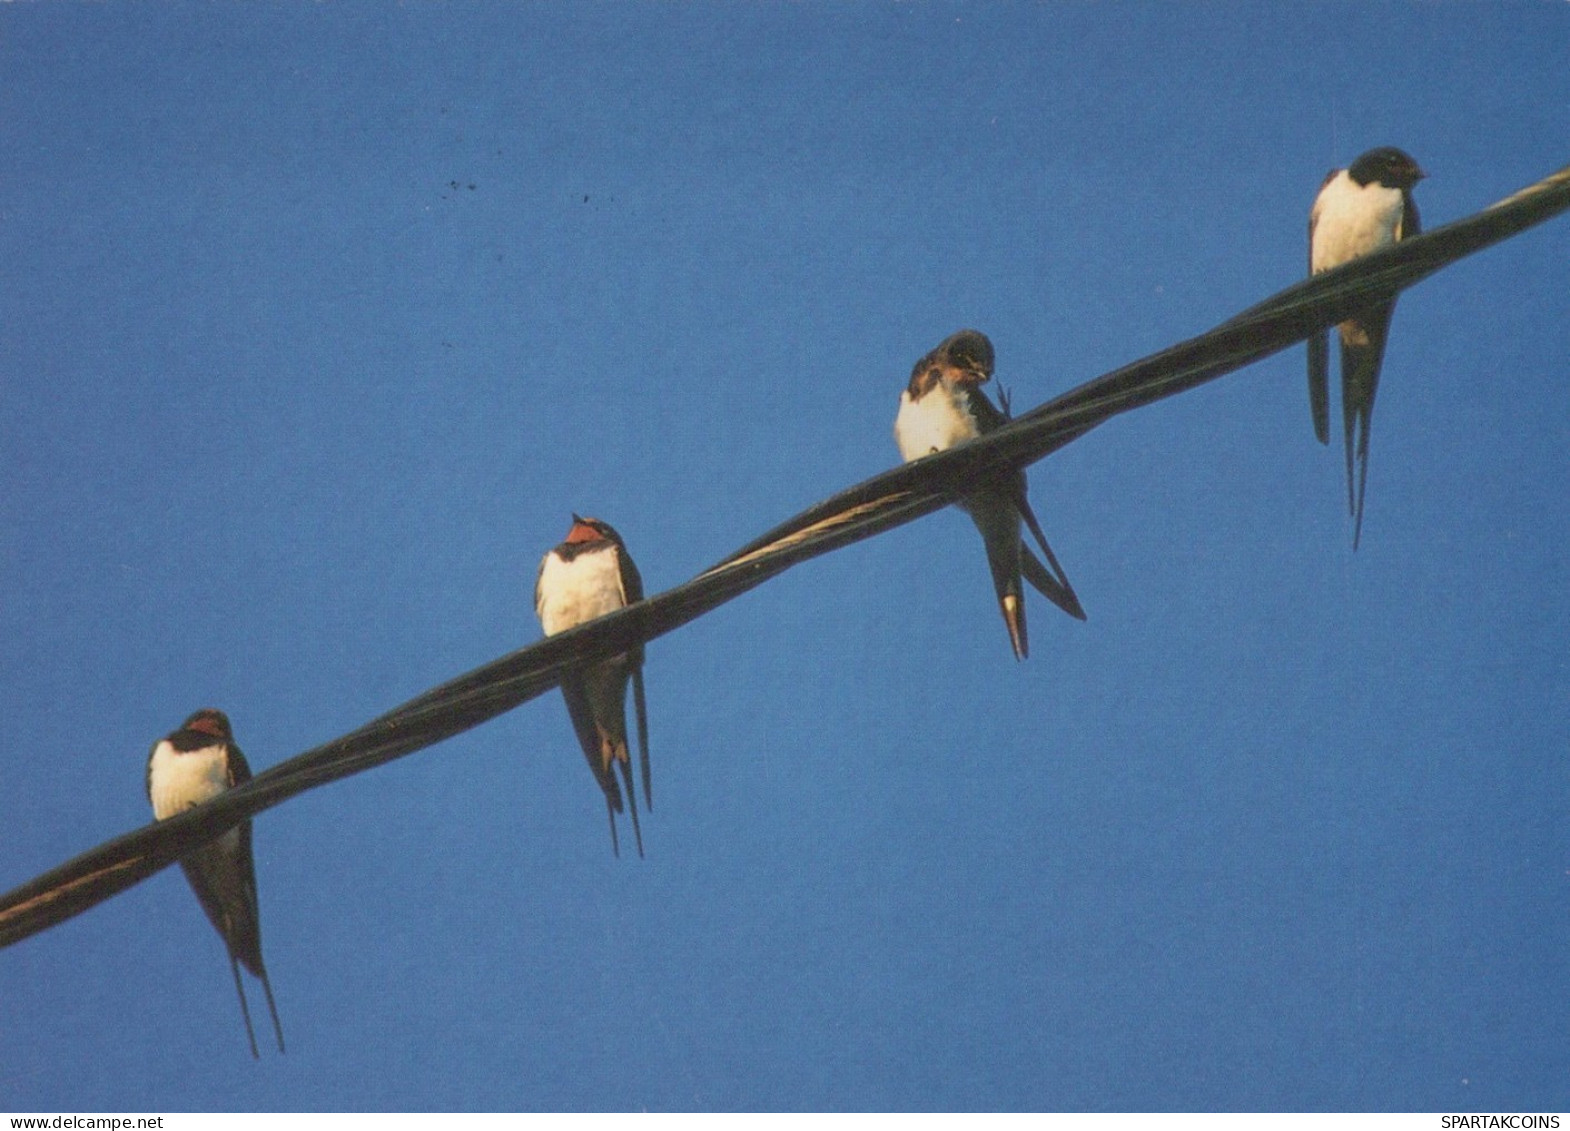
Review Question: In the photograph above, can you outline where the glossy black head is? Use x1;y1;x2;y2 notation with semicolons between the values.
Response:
936;328;995;381
1348;147;1426;190
179;708;233;742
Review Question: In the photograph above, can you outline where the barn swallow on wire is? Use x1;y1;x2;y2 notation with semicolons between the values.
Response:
894;328;1085;659
535;515;651;857
1307;146;1426;549
146;708;285;1059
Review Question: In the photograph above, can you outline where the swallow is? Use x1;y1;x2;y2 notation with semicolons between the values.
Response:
893;328;1086;660
146;708;285;1059
535;515;651;857
1307;146;1425;549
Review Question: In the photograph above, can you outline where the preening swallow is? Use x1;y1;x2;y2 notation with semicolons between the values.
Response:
1307;146;1425;549
893;328;1085;660
535;515;651;857
146;708;285;1059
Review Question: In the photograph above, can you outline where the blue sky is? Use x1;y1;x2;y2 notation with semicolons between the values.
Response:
2;2;1567;1113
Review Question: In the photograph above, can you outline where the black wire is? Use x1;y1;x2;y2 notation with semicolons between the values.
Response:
2;162;1566;953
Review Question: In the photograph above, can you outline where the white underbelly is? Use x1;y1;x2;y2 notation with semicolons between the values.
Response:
537;550;626;636
1313;178;1405;273
895;388;980;462
147;741;242;852
148;741;230;819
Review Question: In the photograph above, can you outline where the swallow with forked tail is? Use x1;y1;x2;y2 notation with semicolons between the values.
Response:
1308;146;1425;549
894;328;1085;659
147;708;285;1059
536;515;651;856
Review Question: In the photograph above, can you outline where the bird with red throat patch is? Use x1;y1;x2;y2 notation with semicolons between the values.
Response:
535;515;652;857
147;708;285;1059
894;328;1085;660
